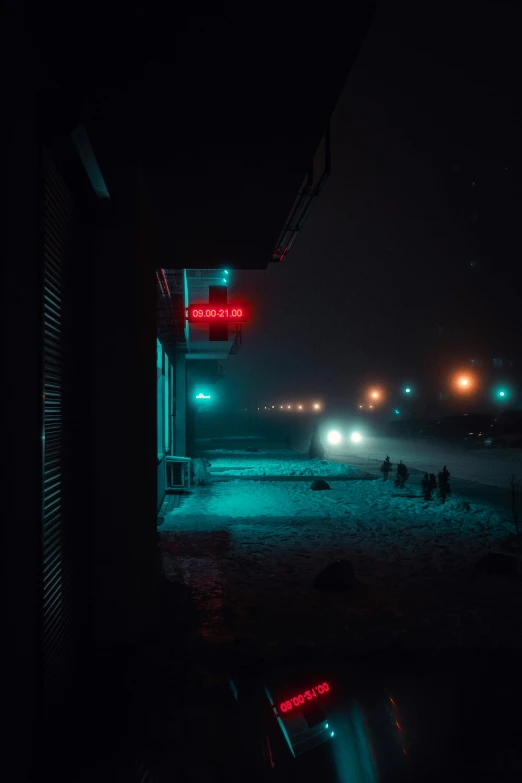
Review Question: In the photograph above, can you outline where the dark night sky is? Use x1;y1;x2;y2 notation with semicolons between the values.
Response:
223;0;521;410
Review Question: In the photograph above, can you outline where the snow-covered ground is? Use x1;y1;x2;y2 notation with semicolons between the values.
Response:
160;448;522;659
204;449;364;477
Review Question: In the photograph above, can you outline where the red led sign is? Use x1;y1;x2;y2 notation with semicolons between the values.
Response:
187;303;246;324
279;682;330;713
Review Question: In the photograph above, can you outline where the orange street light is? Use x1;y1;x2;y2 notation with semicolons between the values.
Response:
452;372;478;394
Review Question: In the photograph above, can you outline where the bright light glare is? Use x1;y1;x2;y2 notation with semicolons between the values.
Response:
325;723;329;729
313;403;321;410
499;391;505;397
350;432;362;443
330;731;335;738
369;405;374;409
453;372;476;394
280;406;283;409
327;430;342;445
287;405;291;409
371;392;379;399
405;387;411;393
224;270;229;274
298;405;303;410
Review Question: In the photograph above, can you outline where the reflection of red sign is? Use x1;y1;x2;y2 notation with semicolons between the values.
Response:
187;303;246;324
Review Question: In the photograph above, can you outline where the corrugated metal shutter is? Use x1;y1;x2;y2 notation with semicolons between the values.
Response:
42;149;75;696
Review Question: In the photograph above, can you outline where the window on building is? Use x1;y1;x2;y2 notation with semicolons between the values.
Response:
157;339;165;458
164;354;169;453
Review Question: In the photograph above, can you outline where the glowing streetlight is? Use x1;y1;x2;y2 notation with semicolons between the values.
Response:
280;405;283;409
369;405;374;409
350;432;363;443
404;387;412;394
313;402;321;410
298;404;303;410
287;405;291;409
494;387;510;402
371;391;379;399
452;371;478;395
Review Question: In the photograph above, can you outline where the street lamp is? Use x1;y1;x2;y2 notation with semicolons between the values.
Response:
494;387;510;402
452;371;478;396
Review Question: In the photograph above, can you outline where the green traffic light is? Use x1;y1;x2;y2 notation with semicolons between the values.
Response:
494;387;510;401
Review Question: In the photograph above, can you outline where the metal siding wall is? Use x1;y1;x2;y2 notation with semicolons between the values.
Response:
42;149;75;700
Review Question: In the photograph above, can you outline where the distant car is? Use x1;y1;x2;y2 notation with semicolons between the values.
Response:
431;414;495;445
483;411;522;448
387;418;437;438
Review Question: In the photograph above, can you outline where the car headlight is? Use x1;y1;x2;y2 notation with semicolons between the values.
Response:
327;430;342;445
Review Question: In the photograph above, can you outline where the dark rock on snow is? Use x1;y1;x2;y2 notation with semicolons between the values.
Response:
310;479;331;491
475;552;518;576
314;560;357;591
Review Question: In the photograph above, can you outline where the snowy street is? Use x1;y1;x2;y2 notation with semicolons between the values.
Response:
333;435;522;490
160;445;522;664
